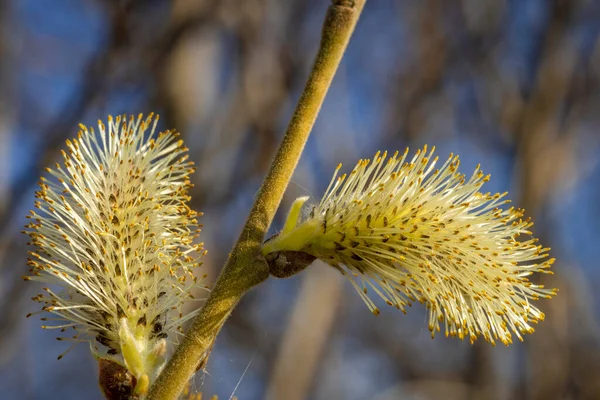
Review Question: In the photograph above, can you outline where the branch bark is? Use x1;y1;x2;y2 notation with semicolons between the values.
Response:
147;1;366;398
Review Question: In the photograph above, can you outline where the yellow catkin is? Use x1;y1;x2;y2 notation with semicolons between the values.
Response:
23;114;206;384
264;146;557;346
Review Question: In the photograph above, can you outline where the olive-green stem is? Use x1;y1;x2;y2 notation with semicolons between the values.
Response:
147;1;366;398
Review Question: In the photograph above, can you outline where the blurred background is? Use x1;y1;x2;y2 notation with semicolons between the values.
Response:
1;0;600;399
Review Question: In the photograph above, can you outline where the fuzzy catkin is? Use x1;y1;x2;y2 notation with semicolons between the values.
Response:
263;146;557;346
23;114;206;390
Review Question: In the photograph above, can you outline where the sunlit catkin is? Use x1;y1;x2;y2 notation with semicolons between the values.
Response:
263;146;557;346
23;114;206;393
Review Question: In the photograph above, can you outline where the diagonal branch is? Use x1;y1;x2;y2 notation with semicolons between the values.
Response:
147;1;367;398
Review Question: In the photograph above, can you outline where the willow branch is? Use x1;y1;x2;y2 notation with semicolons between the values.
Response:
147;1;366;398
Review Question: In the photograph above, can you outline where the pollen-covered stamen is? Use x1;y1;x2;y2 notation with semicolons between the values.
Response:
263;145;557;346
23;114;206;387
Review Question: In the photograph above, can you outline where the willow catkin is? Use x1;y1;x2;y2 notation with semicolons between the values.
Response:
263;146;557;346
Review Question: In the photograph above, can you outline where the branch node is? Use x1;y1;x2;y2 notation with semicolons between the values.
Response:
266;251;317;278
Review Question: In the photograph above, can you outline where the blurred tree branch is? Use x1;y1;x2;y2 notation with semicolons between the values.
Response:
265;263;343;400
512;1;600;399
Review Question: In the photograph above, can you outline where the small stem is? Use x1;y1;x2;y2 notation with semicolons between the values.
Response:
147;1;366;398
